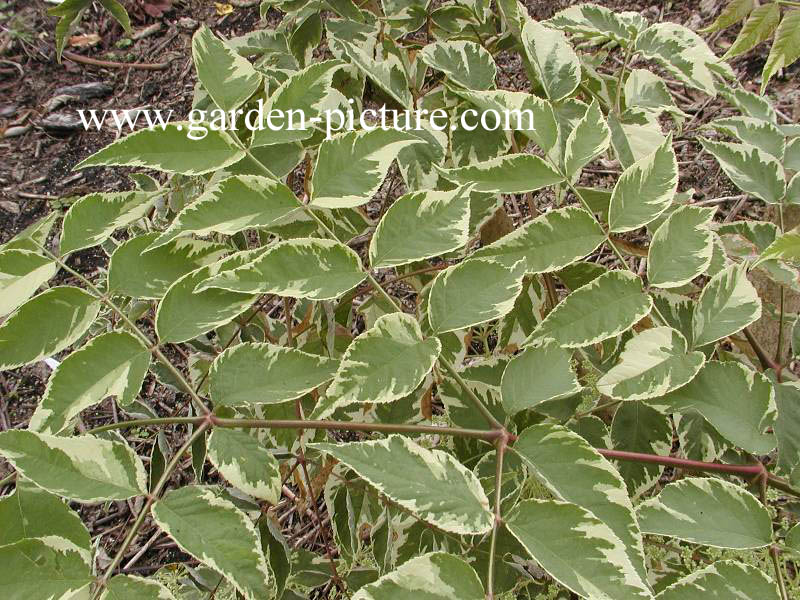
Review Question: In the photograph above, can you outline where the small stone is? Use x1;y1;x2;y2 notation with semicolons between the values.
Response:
40;113;84;133
0;201;20;215
178;17;199;30
52;82;113;101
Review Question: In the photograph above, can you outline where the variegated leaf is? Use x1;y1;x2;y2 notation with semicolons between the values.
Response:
109;234;228;300
708;116;785;160
528;270;652;348
101;575;177;600
514;424;649;584
609;136;678;233
209;342;338;406
547;3;645;47
428;258;525;333
0;430;147;502
0;538;93;599
328;313;440;406
472;205;605;273
148;176;299;251
353;552;484;599
369;187;471;268
76;124;245;176
420;40;496;90
699;138;786;204
29;331;150;435
522;19;581;101
654;360;776;454
60;191;154;255
155;250;260;344
0;249;57;317
436;154;564;194
207;428;281;503
198;238;365;300
311;435;494;535
655;560;780;600
336;39;412;107
506;499;653;600
151;486;272;600
636;478;772;549
501;343;581;414
692;263;761;347
310;129;422;208
564;99;611;177
597;327;705;401
0;287;100;371
192;25;261;112
648;206;715;288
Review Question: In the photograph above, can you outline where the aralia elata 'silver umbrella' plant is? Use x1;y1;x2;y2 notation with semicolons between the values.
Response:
3;1;800;598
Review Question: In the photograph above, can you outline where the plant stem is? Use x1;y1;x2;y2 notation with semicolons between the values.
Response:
87;416;203;434
770;546;790;600
34;242;210;416
597;448;767;477
614;43;635;115
486;434;508;600
91;421;210;599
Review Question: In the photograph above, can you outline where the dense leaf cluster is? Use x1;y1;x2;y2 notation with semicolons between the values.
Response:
3;1;800;598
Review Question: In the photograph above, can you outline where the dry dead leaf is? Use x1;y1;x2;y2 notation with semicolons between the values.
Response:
68;33;102;48
215;2;234;15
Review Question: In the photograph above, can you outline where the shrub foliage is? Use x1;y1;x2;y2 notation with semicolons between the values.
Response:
3;1;800;598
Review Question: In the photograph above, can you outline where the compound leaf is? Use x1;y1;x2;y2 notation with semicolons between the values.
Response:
207;428;281;503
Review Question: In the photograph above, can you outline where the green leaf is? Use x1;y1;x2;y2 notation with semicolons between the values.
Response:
60;191;154;255
655;360;776;454
472;205;605;273
723;3;781;60
109;234;228;300
692;263;761;347
0;286;100;371
420;40;496;90
0;538;93;599
49;0;91;61
700;0;755;33
0;430;147;502
0;480;91;550
311;435;493;535
506;499;653;600
428;258;525;333
151;486;272;600
437;154;564;194
610;401;673;498
597;327;705;401
500;343;581;414
336;39;412;107
149;176;299;251
609;136;678;233
252;60;343;147
369;186;471;268
564;99;611;177
698;138;786;204
762;10;800;93
76;124;245;175
655;560;780;600
529;270;652;348
1;212;58;253
207;428;281;503
310;129;422;208
209;342;338;406
198;238;364;300
29;332;150;435
101;575;178;600
352;552;484;600
720;85;778;123
514;424;649;583
648;205;716;288
155;251;260;344
0;249;57;317
327;313;440;406
708;116;785;160
192;25;262;112
521;20;581;101
636;477;773;549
